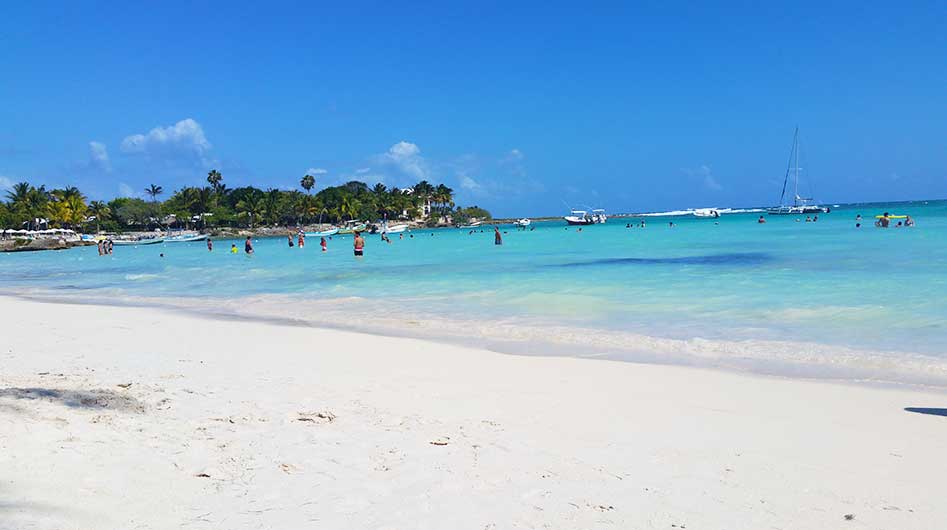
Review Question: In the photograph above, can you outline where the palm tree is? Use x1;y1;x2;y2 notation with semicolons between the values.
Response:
145;184;163;203
236;191;265;228
5;181;32;205
300;174;315;194
339;196;359;222
207;170;223;193
88;201;110;232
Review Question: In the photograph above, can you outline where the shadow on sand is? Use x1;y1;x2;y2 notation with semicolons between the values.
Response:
904;407;947;417
0;387;143;412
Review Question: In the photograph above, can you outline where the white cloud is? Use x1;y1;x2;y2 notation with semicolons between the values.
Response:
355;167;371;174
120;118;212;167
89;141;111;172
0;176;14;191
504;148;524;162
118;182;136;197
459;174;481;191
305;168;327;176
682;164;722;191
381;141;429;180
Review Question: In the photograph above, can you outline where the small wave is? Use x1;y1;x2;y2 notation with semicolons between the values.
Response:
124;273;160;281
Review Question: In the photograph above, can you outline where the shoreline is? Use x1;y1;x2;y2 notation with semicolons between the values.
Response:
7;290;947;392
2;295;946;529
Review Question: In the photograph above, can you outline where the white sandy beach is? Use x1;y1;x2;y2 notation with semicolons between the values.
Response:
1;295;945;529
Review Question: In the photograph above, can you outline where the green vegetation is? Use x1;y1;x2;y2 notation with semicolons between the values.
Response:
1;171;490;232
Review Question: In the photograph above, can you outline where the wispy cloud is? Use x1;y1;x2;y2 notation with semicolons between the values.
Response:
459;173;481;191
88;141;111;172
682;164;722;191
118;182;137;197
305;168;327;176
0;175;15;191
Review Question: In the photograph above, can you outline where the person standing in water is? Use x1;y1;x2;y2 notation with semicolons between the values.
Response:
245;236;254;254
207;238;213;252
97;240;104;255
353;231;365;257
320;236;327;252
494;226;503;245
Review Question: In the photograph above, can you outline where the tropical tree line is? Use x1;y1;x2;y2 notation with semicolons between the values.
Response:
1;171;491;232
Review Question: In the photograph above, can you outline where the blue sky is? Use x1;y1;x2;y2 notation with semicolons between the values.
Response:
1;1;944;216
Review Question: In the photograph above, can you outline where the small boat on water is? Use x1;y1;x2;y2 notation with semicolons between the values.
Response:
767;128;830;215
459;221;482;229
382;223;409;234
514;218;531;227
338;223;367;235
564;209;606;225
305;228;339;237
693;208;720;218
112;237;165;246
165;233;208;243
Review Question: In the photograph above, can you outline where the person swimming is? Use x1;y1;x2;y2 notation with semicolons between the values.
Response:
353;231;365;256
905;215;915;227
245;236;254;254
231;243;238;253
758;215;766;224
207;238;213;251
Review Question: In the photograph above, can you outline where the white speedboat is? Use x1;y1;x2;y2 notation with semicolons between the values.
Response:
165;233;208;243
767;128;830;215
459;221;482;229
112;237;165;246
514;218;531;227
382;223;409;234
564;209;606;225
693;208;720;218
305;228;339;237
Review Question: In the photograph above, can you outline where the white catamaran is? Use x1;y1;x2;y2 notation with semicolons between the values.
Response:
768;127;829;215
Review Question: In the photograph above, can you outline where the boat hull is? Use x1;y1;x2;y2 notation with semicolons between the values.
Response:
112;238;165;246
305;228;339;237
767;206;829;215
165;234;208;243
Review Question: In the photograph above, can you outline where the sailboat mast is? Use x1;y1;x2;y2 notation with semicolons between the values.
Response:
793;127;800;205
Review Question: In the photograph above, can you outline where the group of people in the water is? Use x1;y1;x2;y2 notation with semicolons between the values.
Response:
96;239;114;255
149;211;923;261
863;212;915;229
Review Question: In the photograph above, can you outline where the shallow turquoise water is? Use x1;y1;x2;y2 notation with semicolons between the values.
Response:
3;200;946;384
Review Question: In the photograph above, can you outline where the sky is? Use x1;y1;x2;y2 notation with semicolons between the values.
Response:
1;1;944;217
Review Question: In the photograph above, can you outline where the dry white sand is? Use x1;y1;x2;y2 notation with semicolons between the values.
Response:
1;296;945;529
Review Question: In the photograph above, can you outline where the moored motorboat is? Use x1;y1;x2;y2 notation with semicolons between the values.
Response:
112;237;165;246
564;209;606;225
305;228;339;237
165;233;208;243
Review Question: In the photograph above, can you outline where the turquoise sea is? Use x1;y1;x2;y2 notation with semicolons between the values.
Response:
3;200;946;387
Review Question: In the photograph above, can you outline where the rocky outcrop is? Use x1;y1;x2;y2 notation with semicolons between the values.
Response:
0;238;92;252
